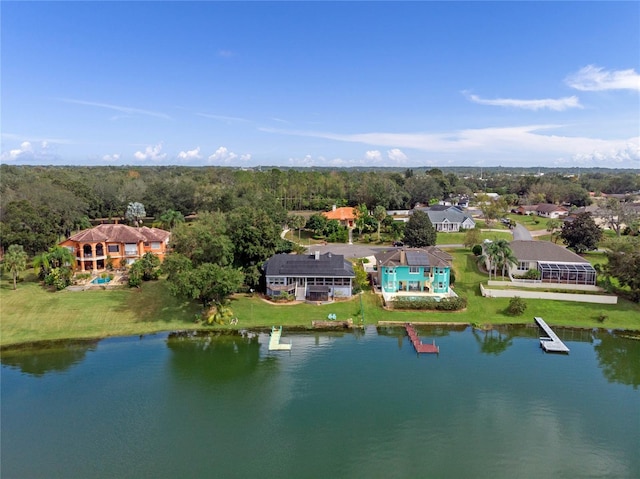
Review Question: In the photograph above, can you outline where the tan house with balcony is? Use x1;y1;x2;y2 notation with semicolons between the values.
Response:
59;224;170;272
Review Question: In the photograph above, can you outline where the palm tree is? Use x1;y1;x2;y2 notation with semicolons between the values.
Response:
32;251;52;280
33;246;75;280
478;241;500;280
4;244;28;290
373;205;387;241
492;239;518;280
47;246;75;269
159;209;185;232
287;214;306;242
546;218;562;244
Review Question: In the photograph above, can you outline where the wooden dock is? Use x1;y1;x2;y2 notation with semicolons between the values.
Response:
405;323;439;354
535;317;570;353
268;326;292;351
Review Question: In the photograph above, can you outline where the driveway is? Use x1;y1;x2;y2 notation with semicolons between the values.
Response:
512;223;533;241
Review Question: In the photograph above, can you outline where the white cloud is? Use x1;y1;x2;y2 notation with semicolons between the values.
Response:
177;147;202;160
208;146;238;164
464;92;582;111
0;140;59;163
387;148;408;163
261;125;640;167
134;143;167;161
570;141;640;166
240;153;252;162
365;150;382;161
59;98;171;119
102;153;121;162
197;112;250;123
565;65;640;91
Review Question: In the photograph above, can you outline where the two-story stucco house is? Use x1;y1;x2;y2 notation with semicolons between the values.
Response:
375;247;453;301
59;223;170;272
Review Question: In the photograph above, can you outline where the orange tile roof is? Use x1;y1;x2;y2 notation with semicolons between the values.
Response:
322;207;356;221
65;224;169;244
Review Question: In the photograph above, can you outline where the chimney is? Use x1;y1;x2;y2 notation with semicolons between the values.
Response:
332;205;337;211
315;250;320;260
400;249;406;265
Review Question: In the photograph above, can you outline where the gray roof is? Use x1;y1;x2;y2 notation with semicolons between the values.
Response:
376;247;452;268
414;206;473;225
509;240;589;264
263;252;355;277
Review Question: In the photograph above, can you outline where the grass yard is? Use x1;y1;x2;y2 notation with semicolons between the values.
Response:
2;250;639;347
0;272;202;347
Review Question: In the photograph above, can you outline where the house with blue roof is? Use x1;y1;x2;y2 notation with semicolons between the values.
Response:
375;247;454;301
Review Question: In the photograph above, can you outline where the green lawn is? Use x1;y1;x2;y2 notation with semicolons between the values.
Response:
3;251;639;347
0;271;202;347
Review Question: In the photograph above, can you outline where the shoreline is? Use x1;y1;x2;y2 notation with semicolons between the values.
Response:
3;322;639;352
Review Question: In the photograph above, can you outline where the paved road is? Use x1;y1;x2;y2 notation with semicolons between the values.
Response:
512;223;533;241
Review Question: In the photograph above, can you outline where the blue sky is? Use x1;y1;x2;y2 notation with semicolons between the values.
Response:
2;1;639;168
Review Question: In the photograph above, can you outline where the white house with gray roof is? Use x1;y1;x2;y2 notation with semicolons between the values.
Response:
413;205;476;232
262;251;355;301
508;240;596;286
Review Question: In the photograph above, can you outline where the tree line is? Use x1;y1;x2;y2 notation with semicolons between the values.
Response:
2;164;638;255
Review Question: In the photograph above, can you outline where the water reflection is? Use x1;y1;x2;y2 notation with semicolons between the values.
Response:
472;328;513;355
594;330;640;389
166;330;273;383
0;340;98;376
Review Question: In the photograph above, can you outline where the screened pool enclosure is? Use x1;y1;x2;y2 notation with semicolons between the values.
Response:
538;261;597;286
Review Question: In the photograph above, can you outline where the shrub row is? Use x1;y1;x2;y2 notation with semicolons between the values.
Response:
392;296;467;311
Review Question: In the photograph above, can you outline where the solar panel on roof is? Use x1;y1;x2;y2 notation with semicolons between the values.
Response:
405;251;430;266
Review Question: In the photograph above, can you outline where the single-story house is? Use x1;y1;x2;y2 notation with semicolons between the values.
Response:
517;204;568;218
322;206;356;228
508;240;596;286
263;251;355;301
375;247;453;298
59;224;171;272
515;205;538;215
535;203;569;218
413;205;475;232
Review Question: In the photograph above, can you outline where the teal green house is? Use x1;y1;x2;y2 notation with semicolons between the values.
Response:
375;247;453;299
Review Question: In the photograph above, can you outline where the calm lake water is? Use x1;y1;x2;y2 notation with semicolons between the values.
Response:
1;326;639;479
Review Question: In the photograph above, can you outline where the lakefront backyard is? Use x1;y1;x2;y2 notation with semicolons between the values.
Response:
2;250;639;348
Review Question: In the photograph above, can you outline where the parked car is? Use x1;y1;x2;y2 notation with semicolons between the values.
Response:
392;241;404;247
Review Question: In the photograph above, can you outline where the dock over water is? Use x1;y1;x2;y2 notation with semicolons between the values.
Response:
535;317;570;353
268;326;292;351
405;323;439;354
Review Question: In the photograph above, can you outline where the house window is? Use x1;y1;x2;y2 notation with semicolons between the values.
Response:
408;281;420;291
124;243;138;255
438;282;444;289
518;261;528;270
108;245;119;253
409;266;420;274
151;242;161;249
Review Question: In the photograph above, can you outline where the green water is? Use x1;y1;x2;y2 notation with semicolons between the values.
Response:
1;326;639;478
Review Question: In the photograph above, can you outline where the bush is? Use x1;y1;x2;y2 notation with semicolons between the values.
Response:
44;267;73;290
392;296;467;311
506;296;527;316
472;244;483;256
523;269;540;280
